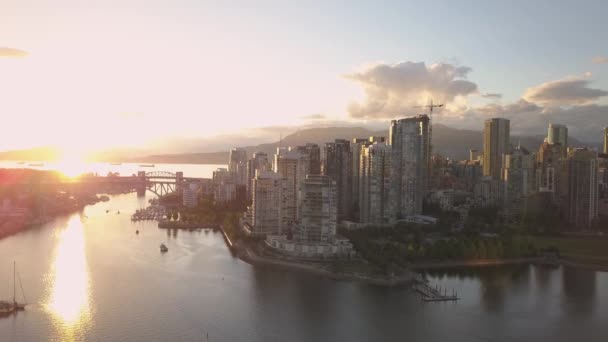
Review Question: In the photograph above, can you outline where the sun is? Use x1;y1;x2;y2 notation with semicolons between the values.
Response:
55;149;87;179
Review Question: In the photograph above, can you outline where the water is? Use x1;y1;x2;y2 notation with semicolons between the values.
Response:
1;167;608;341
0;161;226;179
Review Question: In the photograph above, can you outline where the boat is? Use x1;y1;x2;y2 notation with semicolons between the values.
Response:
136;230;139;235
160;244;168;253
139;164;155;168
16;161;25;165
28;163;44;167
106;209;110;213
109;162;122;165
0;262;27;318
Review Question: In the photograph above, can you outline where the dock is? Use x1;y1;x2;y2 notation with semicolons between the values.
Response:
413;281;459;302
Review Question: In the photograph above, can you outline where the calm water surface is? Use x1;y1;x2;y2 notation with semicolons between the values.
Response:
0;165;607;341
0;161;225;179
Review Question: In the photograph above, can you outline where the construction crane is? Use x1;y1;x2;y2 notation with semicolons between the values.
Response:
414;99;444;190
414;99;444;149
414;99;444;117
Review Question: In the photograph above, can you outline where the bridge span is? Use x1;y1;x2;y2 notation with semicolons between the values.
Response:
11;171;210;197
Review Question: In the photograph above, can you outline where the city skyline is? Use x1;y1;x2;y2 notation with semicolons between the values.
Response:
2;2;608;341
1;0;608;155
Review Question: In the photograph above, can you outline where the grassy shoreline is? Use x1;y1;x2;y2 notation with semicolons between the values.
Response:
531;236;608;270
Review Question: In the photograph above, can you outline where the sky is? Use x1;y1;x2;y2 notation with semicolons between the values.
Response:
1;0;607;153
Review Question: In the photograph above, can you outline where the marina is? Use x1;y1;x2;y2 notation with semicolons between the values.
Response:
131;205;167;222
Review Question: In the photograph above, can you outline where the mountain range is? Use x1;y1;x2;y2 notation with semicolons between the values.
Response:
0;124;599;165
128;124;598;164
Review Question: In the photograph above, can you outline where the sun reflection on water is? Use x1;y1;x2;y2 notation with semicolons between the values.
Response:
45;216;91;340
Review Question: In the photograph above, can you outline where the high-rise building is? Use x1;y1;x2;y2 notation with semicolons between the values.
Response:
536;141;564;200
350;138;373;221
502;145;536;213
604;127;608;154
229;148;248;186
453;159;482;192
359;142;391;223
389;115;430;219
324;139;353;221
246;152;270;201
274;148;312;226
598;155;608;218
228;148;247;186
251;170;286;236
182;182;199;207
565;148;599;230
213;168;231;183
469;149;482;161
214;182;236;204
297;175;337;242
547;123;568;153
483;118;510;180
293;143;321;175
212;168;236;204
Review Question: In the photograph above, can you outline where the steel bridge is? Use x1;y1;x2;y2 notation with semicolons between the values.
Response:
140;171;184;197
9;171;208;198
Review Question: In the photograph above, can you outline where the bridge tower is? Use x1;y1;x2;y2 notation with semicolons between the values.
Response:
176;172;184;193
136;171;147;196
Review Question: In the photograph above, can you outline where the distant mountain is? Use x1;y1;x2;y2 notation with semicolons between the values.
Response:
120;127;383;164
1;124;600;165
124;124;598;164
0;146;62;161
128;151;229;165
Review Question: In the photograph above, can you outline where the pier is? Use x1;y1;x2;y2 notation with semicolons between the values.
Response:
413;281;459;302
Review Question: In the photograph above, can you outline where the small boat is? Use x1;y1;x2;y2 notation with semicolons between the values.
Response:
117;210;120;214
16;161;25;165
136;230;139;235
139;164;155;168
0;262;26;318
160;244;168;253
110;162;122;165
28;163;44;167
106;210;109;213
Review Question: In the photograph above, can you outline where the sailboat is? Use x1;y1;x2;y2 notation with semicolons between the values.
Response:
0;262;26;317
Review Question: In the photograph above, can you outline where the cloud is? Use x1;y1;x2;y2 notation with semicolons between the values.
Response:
430;75;608;141
523;77;608;106
343;61;608;141
0;47;28;58
592;56;608;64
481;93;502;99
345;61;479;119
446;99;608;143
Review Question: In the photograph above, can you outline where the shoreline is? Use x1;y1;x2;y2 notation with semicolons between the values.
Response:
408;257;541;270
232;245;608;285
236;245;417;286
0;196;104;240
559;259;608;272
